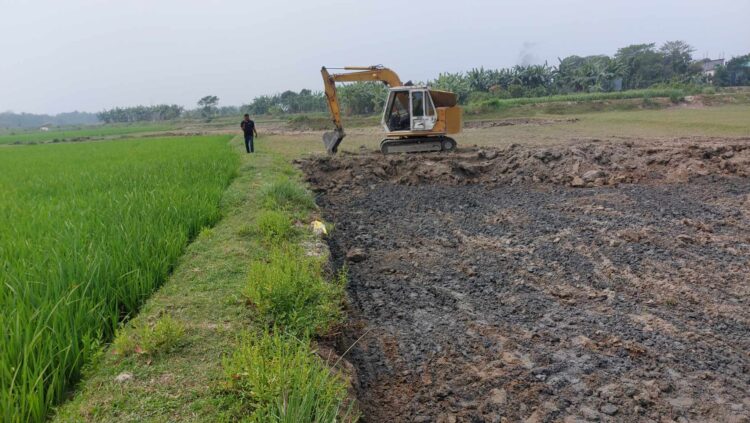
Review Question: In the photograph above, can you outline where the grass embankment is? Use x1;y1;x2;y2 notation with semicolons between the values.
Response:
0;136;237;422
464;87;687;114
0;123;176;145
55;138;355;422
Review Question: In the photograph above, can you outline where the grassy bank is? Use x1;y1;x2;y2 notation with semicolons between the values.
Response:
54;138;354;422
468;87;684;108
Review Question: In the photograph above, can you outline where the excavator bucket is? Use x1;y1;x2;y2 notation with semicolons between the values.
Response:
322;128;345;154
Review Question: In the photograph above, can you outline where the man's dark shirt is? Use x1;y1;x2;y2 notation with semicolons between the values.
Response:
241;119;255;135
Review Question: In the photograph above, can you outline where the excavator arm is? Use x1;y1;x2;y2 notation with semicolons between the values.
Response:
321;66;403;154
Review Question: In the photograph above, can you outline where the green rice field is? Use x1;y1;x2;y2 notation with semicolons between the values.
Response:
0;123;175;145
0;135;237;421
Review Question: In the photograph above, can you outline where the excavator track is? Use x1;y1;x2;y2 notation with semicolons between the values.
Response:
380;137;457;154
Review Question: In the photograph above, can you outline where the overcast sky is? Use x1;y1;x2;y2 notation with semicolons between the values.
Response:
1;0;748;114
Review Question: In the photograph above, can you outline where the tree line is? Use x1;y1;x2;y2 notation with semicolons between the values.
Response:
95;41;750;125
96;104;184;123
238;41;749;116
0;111;99;130
714;54;750;86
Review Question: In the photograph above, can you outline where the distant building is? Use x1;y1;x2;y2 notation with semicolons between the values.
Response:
40;126;49;132
612;78;623;92
699;58;724;77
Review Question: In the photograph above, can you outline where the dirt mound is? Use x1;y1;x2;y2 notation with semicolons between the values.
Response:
299;139;750;193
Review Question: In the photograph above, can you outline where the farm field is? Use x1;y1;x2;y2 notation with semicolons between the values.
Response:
260;103;750;159
0;123;176;145
10;100;750;423
0;135;237;421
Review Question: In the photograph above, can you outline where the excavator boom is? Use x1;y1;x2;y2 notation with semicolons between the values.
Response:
321;66;402;154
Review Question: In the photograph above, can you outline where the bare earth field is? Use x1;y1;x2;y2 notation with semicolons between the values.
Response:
300;140;750;422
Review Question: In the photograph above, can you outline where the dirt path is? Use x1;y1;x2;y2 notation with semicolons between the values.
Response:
302;141;750;422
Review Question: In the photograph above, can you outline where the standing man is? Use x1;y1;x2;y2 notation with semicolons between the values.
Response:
240;114;258;153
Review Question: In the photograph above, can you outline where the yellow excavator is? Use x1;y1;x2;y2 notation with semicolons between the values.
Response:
321;66;462;154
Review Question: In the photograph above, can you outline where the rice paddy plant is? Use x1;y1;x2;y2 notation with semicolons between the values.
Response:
223;331;354;422
0;135;237;422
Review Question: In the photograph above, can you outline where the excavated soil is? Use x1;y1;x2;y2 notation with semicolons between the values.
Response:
300;140;750;423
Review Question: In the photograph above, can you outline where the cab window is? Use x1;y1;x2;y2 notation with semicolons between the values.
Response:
385;90;410;131
425;92;435;116
411;91;424;117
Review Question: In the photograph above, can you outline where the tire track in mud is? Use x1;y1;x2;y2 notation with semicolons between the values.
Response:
303;146;750;422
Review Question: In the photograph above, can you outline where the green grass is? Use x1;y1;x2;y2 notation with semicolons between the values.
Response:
582;104;750;134
223;331;352;422
0;135;237;422
244;246;345;338
236;174;350;418
260;178;317;215
0;123;175;145
465;88;684;115
249;177;344;338
255;210;298;243
112;315;186;358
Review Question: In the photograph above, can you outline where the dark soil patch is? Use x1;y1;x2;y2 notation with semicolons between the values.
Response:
464;118;579;129
301;142;750;422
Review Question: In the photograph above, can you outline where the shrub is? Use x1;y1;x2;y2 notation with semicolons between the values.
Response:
237;224;254;237
113;315;186;357
508;84;525;98
287;115;332;131
255;210;297;243
141;315;186;355
223;331;355;422
466;91;495;104
244;247;344;338
260;179;316;212
641;96;657;108
198;226;214;239
525;86;549;98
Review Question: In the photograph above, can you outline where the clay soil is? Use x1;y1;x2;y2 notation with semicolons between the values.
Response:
301;140;750;423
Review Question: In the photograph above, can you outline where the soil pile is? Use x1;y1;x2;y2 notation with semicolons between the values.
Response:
300;139;750;193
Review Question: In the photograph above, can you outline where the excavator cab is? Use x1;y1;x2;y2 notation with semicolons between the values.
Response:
383;88;437;132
